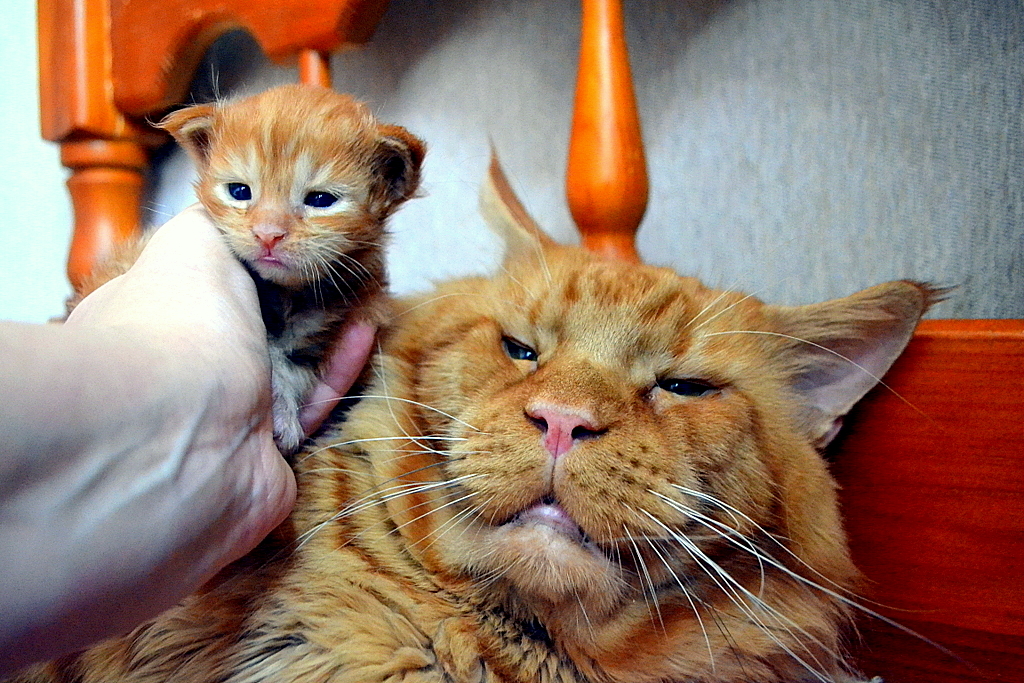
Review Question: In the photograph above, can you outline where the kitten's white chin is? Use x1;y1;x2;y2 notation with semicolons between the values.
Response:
249;257;308;287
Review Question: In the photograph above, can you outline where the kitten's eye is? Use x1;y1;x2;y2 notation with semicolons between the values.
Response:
304;191;338;208
657;378;719;398
502;337;538;362
226;183;252;201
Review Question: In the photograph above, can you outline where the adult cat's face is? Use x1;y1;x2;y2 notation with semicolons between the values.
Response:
388;249;843;616
355;159;933;683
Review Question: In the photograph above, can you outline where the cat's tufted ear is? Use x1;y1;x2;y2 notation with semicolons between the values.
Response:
156;104;217;168
371;124;426;214
770;281;941;448
479;150;558;263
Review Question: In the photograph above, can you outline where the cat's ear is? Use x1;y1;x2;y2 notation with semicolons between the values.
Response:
770;281;941;447
371;125;426;212
156;104;217;168
479;150;558;263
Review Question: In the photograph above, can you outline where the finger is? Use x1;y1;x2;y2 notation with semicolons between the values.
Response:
298;321;377;435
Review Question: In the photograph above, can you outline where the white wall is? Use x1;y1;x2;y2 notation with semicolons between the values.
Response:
0;1;73;323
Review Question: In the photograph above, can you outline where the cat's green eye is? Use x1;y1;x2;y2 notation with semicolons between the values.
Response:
502;337;538;362
657;378;719;398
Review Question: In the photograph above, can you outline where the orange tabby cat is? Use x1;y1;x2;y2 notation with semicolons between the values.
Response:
9;157;934;683
159;84;424;453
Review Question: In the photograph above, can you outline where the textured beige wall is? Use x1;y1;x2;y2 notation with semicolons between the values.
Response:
144;0;1021;318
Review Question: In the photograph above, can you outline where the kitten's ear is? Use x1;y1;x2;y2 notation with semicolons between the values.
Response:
371;125;425;213
771;281;941;447
156;104;217;167
479;150;558;262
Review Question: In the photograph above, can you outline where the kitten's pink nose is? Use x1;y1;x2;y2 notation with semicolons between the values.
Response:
253;224;288;250
526;405;605;458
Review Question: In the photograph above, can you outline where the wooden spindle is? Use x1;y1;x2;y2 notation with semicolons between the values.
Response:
298;49;333;87
566;0;647;263
61;139;148;289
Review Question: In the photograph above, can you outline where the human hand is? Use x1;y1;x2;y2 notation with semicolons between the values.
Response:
299;320;377;434
0;205;374;672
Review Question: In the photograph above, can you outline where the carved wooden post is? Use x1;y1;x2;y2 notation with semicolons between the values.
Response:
566;0;648;262
38;0;153;290
298;50;333;87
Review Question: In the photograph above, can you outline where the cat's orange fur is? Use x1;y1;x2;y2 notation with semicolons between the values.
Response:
10;157;934;683
97;85;425;454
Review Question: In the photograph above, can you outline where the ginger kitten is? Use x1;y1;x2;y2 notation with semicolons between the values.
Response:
12;156;934;683
158;85;425;452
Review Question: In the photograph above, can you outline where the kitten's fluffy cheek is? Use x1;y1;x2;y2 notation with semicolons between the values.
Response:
458;522;623;608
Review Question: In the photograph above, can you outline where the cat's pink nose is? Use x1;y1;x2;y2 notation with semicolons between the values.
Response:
526;405;605;458
253;224;288;250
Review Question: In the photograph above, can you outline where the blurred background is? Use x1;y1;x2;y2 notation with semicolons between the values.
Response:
2;0;1021;323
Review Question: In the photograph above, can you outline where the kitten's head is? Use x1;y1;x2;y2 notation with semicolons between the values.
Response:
157;85;425;287
354;157;935;681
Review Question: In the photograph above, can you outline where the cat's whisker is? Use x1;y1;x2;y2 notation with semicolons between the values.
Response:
621;522;664;632
689;291;760;332
684;285;741;331
637;524;715;670
355;394;484;433
297;435;469;464
636;508;839;683
701;330;932;421
391;490;480;543
496;264;537;299
662;490;963;666
667;486;861;600
648;491;768;597
342;473;481;519
415;496;488;553
571;588;597;641
295;473;480;550
394;291;530;318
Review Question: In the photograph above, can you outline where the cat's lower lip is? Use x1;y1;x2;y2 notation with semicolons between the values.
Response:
513;502;585;543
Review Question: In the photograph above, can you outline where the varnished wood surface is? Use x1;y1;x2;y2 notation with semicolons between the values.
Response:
831;319;1024;681
566;0;647;262
110;0;389;115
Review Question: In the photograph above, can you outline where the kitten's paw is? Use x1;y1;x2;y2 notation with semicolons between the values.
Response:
272;406;305;457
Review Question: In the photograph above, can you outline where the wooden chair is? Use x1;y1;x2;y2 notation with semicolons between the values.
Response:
37;0;1024;680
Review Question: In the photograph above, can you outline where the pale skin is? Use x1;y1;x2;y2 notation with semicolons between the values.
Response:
0;205;376;675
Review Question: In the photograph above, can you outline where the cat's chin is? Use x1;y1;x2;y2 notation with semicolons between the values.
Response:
458;502;625;610
247;256;308;287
